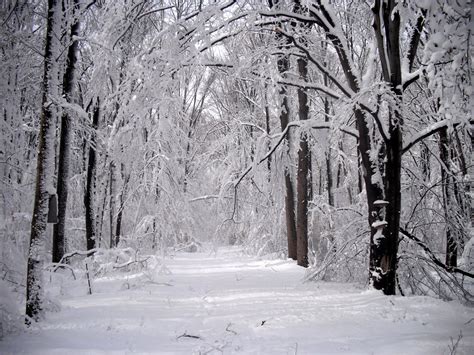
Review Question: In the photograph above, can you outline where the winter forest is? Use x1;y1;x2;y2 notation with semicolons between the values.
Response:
1;0;473;353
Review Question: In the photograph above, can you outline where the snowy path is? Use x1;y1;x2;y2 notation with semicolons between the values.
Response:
2;247;474;354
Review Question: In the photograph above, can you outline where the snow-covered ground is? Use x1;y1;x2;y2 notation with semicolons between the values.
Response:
2;247;474;354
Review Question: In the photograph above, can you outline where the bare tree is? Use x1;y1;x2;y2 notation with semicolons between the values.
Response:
26;0;61;322
85;98;100;251
274;12;297;260
52;0;82;263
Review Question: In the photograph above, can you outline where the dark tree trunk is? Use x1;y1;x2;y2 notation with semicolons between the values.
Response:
84;99;99;251
109;161;116;248
296;55;310;268
115;206;123;247
26;0;60;323
438;127;458;267
275;29;297;261
324;90;333;207
264;86;272;177
420;143;431;182
114;165;129;247
370;110;402;295
369;0;403;295
321;38;334;207
52;0;81;263
279;85;297;260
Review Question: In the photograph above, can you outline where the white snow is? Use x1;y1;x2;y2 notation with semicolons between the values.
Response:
1;247;473;354
372;220;388;229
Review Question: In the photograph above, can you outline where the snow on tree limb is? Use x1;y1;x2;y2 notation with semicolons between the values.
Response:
400;228;474;279
402;118;474;155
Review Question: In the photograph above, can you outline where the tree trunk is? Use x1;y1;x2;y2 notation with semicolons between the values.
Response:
264;86;272;177
324;92;333;207
109;161;116;248
26;0;60;323
114;166;129;247
296;55;310;268
84;98;99;251
52;0;81;263
115;205;123;247
370;110;402;295
275;31;297;260
277;63;297;260
438;127;458;267
368;0;403;295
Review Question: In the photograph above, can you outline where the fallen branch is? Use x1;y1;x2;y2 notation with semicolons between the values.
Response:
399;227;474;279
53;248;97;272
112;257;150;270
46;263;76;280
177;332;202;340
144;281;173;287
226;323;237;335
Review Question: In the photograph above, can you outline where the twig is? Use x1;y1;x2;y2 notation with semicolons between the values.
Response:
46;263;77;280
112;257;150;269
54;248;97;271
225;323;237;335
177;332;202;340
85;261;92;295
145;281;173;286
448;330;463;355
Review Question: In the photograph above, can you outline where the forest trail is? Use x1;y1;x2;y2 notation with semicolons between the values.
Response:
2;247;474;354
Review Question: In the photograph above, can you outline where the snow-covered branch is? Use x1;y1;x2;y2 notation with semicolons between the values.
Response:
402;118;474;155
234;119;358;188
278;78;341;100
276;28;355;98
400;228;474;279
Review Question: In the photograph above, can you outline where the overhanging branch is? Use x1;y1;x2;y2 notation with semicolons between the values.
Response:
400;227;474;279
234;120;357;189
402;118;474;155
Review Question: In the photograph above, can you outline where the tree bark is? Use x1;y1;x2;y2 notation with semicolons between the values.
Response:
52;0;81;263
296;55;310;268
323;75;333;207
26;0;60;323
109;161;116;248
272;4;297;260
369;0;403;295
264;85;272;177
84;98;99;251
114;165;129;247
438;127;458;267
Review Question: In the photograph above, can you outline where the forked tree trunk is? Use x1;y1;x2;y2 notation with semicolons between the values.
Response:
369;0;403;295
26;0;60;323
52;0;81;262
299;0;402;292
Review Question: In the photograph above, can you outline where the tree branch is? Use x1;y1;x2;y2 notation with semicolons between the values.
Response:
278;78;341;100
234;119;358;189
276;28;355;98
402;118;474;155
400;227;474;279
407;10;427;72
